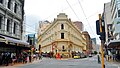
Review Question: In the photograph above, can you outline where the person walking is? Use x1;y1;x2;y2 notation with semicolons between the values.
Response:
97;54;101;64
113;54;116;61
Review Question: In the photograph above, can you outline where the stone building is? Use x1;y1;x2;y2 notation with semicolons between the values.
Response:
37;13;86;58
0;0;30;54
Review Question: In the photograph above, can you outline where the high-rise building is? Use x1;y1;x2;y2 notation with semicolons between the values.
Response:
103;0;120;60
104;2;112;44
91;38;97;51
104;0;120;45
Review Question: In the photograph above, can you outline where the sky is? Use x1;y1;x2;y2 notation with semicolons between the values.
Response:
24;0;111;44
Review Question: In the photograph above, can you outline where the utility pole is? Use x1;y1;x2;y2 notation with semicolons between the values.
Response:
99;14;105;68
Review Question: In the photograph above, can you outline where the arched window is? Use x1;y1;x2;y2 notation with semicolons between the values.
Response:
61;24;64;29
62;46;65;50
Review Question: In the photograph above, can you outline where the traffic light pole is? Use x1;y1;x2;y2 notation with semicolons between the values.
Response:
99;14;105;68
101;39;105;68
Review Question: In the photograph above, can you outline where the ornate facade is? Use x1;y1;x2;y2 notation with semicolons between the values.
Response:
38;13;86;58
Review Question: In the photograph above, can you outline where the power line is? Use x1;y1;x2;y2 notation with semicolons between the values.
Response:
65;0;80;20
43;2;78;20
77;0;96;36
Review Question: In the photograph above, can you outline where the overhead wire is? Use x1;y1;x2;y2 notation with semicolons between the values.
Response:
77;0;96;37
25;1;79;34
25;0;109;37
65;0;80;20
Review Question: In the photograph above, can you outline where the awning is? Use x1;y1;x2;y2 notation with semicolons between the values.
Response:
0;35;30;47
107;40;120;48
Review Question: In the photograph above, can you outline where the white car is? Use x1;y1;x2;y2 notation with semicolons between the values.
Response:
89;54;92;57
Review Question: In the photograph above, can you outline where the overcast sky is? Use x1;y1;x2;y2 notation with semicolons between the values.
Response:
24;0;111;44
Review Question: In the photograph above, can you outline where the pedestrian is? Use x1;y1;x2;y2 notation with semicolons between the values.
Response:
97;54;101;64
113;54;116;61
5;52;10;66
0;53;2;65
29;54;31;62
39;54;42;60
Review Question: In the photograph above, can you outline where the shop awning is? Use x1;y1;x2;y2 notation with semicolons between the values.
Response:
107;40;120;48
0;35;30;47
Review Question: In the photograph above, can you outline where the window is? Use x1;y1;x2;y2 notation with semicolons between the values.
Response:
118;10;120;17
0;0;3;4
62;46;65;50
61;33;64;39
14;3;17;13
13;22;16;34
0;16;2;29
61;24;64;29
7;0;11;9
7;19;10;32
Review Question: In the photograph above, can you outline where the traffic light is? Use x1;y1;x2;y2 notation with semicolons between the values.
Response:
96;19;106;41
96;20;100;35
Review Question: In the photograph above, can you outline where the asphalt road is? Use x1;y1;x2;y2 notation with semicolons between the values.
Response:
1;56;119;68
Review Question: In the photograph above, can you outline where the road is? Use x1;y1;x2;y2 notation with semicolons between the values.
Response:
0;55;119;68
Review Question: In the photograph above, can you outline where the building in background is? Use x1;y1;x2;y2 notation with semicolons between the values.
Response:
38;20;51;35
37;13;86;58
27;34;36;45
37;20;51;53
0;0;30;55
91;38;97;52
82;31;92;56
73;21;84;31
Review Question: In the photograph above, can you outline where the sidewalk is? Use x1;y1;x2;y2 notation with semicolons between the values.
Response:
107;60;120;67
0;59;42;68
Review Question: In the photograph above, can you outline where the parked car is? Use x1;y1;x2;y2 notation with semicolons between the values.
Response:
74;54;80;59
89;54;92;57
80;52;87;58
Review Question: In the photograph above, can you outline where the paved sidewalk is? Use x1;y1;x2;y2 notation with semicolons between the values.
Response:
0;59;42;68
107;61;120;68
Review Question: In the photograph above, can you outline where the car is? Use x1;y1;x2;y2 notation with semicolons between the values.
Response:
74;54;80;59
89;54;92;57
74;55;80;59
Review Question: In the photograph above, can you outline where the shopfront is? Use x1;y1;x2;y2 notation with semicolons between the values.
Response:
0;35;31;56
107;40;120;61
